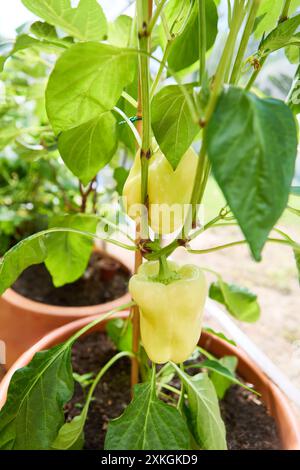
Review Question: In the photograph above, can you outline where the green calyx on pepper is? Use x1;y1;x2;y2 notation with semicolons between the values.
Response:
129;260;207;364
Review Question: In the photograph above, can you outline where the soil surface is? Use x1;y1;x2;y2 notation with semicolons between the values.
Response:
66;332;281;450
12;252;130;307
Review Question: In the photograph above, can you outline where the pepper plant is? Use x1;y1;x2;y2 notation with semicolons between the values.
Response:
0;0;300;450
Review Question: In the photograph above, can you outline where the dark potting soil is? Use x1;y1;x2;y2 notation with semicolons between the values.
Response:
12;252;130;307
67;332;282;450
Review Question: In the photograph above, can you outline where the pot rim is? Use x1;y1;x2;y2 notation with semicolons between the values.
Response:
1;247;132;317
0;312;299;450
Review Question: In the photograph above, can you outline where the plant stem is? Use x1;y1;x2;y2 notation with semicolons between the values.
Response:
205;0;246;123
160;383;181;396
230;0;261;85
177;363;185;411
245;55;266;90
150;39;172;98
158;254;170;280
67;301;135;345
246;1;291;90
279;0;292;22
188;237;293;255
137;0;152;206
121;90;138;108
82;351;134;419
188;2;245;226
148;0;168;34
198;0;206;87
114;106;142;147
131;0;153;394
189;129;208;225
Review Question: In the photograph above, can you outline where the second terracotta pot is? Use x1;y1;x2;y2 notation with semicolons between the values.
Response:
0;246;133;368
0;313;299;450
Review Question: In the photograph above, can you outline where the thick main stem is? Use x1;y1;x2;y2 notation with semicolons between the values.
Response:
131;0;153;394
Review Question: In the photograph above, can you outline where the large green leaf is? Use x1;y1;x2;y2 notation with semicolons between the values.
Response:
30;21;74;47
108;15;133;47
46;42;136;134
0;234;48;295
207;87;298;260
172;365;227;450
259;14;300;54
105;382;189;450
255;0;300;39
209;280;260;323
45;214;98;287
22;0;107;41
0;343;73;450
58;112;117;185
168;0;218;72
151;84;199;169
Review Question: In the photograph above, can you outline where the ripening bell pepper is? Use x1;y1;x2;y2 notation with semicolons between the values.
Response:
129;260;207;364
123;147;198;234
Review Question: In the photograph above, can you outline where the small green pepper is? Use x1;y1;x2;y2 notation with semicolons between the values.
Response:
129;260;207;364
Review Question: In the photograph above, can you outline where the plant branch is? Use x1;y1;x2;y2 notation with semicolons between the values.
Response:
148;0;168;34
188;237;294;255
230;0;261;85
114;106;142;146
198;0;206;87
131;0;153;394
279;0;292;22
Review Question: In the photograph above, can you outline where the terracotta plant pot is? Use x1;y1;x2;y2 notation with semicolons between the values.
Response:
0;312;299;450
0;246;133;368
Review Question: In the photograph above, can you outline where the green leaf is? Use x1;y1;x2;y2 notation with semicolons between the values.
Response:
105;382;190;450
114;167;130;195
106;318;132;352
285;32;300;63
209;280;260;323
203;357;242;399
30;21;73;47
0;342;73;449
22;0;107;41
168;0;218;72
203;327;236;346
151;84;199;169
108;15;133;47
116;68;138;154
52;414;85;450
172;366;227;450
46;42;136;134
58;112;117;185
0;233;48;295
207;87;298;260
255;0;300;39
259;14;300;54
45;214;98;287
